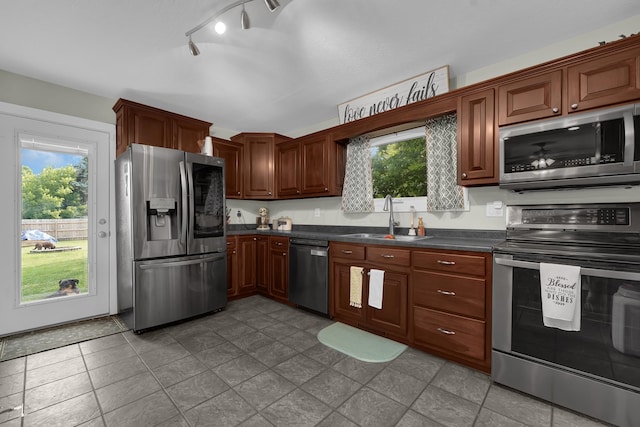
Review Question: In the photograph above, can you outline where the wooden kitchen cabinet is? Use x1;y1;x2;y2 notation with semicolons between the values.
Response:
231;133;291;199
237;236;258;296
269;236;289;303
275;140;301;197
457;88;498;186
255;235;269;293
411;249;492;373
113;98;211;157
567;46;640;113
226;236;238;298
330;242;409;340
276;132;346;198
498;70;563;125
213;138;244;199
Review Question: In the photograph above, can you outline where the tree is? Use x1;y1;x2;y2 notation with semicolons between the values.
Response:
371;137;427;198
22;164;87;219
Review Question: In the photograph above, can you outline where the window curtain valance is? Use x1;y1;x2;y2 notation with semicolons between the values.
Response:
425;113;466;211
341;135;374;213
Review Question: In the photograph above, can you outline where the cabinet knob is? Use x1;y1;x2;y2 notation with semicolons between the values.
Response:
324;187;328;191
552;107;559;113
232;250;236;254
461;172;468;179
282;252;286;256
237;191;241;195
276;242;283;246
571;103;578;110
296;190;300;194
268;192;272;195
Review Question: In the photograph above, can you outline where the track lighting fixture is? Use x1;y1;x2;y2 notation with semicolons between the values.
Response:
188;36;200;56
185;0;286;55
264;0;280;12
241;5;250;30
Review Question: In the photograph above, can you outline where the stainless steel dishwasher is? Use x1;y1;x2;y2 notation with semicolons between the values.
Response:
289;238;329;315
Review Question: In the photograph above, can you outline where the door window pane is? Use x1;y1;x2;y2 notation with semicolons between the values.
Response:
20;140;89;303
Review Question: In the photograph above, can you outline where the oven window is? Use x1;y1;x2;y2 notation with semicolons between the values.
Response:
512;267;640;390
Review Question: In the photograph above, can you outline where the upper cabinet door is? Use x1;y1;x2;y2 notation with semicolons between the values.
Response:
244;136;275;199
458;89;497;185
173;119;209;153
128;107;171;149
213;139;244;199
301;134;331;195
567;47;640;113
498;70;562;126
276;140;301;197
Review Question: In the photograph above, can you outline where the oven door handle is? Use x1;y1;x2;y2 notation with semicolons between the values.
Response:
494;257;640;281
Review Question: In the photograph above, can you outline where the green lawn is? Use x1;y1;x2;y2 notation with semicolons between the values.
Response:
21;240;88;302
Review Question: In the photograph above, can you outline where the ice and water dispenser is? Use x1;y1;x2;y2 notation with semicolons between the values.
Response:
147;197;177;241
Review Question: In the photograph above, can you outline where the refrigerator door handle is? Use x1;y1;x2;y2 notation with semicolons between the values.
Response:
179;161;188;246
186;159;195;244
139;254;225;269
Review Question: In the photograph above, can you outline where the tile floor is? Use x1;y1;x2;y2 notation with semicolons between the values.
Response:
0;295;611;427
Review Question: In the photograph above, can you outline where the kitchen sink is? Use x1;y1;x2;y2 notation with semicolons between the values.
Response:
341;233;431;241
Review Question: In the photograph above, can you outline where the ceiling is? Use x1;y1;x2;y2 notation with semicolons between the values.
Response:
1;1;638;136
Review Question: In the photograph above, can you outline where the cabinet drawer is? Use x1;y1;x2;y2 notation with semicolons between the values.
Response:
367;246;410;267
413;271;485;319
413;251;485;276
330;243;365;260
413;307;485;361
270;236;289;250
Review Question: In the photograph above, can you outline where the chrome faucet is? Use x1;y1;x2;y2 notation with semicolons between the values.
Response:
383;195;399;236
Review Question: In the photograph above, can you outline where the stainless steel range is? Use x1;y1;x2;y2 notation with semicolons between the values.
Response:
492;203;640;427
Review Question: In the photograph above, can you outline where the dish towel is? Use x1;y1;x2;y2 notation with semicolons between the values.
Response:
540;262;581;331
349;266;363;308
368;269;385;309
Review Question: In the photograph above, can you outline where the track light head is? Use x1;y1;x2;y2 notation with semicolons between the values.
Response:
188;36;200;56
264;0;280;12
241;5;250;30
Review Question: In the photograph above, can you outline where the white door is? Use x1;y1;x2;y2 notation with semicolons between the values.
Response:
0;102;114;336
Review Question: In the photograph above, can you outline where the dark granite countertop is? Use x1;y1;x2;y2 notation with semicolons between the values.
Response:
226;224;505;253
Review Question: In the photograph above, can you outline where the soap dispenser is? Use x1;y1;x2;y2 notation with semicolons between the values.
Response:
417;217;425;236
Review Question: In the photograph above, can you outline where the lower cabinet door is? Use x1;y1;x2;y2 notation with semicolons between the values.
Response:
366;271;408;338
332;262;365;323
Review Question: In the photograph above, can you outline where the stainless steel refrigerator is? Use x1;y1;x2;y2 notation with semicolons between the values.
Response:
115;144;227;333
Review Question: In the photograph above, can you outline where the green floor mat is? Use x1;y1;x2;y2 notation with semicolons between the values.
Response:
317;322;407;363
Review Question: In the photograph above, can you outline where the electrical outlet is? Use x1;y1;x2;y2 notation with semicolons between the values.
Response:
314;208;321;217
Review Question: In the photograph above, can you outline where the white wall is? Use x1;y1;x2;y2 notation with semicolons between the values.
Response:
227;184;640;231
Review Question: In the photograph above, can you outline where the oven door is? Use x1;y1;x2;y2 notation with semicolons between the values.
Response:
494;252;640;387
493;252;640;425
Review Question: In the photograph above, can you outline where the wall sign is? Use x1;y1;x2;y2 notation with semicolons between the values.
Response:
337;65;450;124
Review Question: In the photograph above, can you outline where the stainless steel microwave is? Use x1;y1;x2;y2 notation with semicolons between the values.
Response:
499;103;640;191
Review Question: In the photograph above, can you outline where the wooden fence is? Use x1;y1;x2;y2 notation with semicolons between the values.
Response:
22;218;88;241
